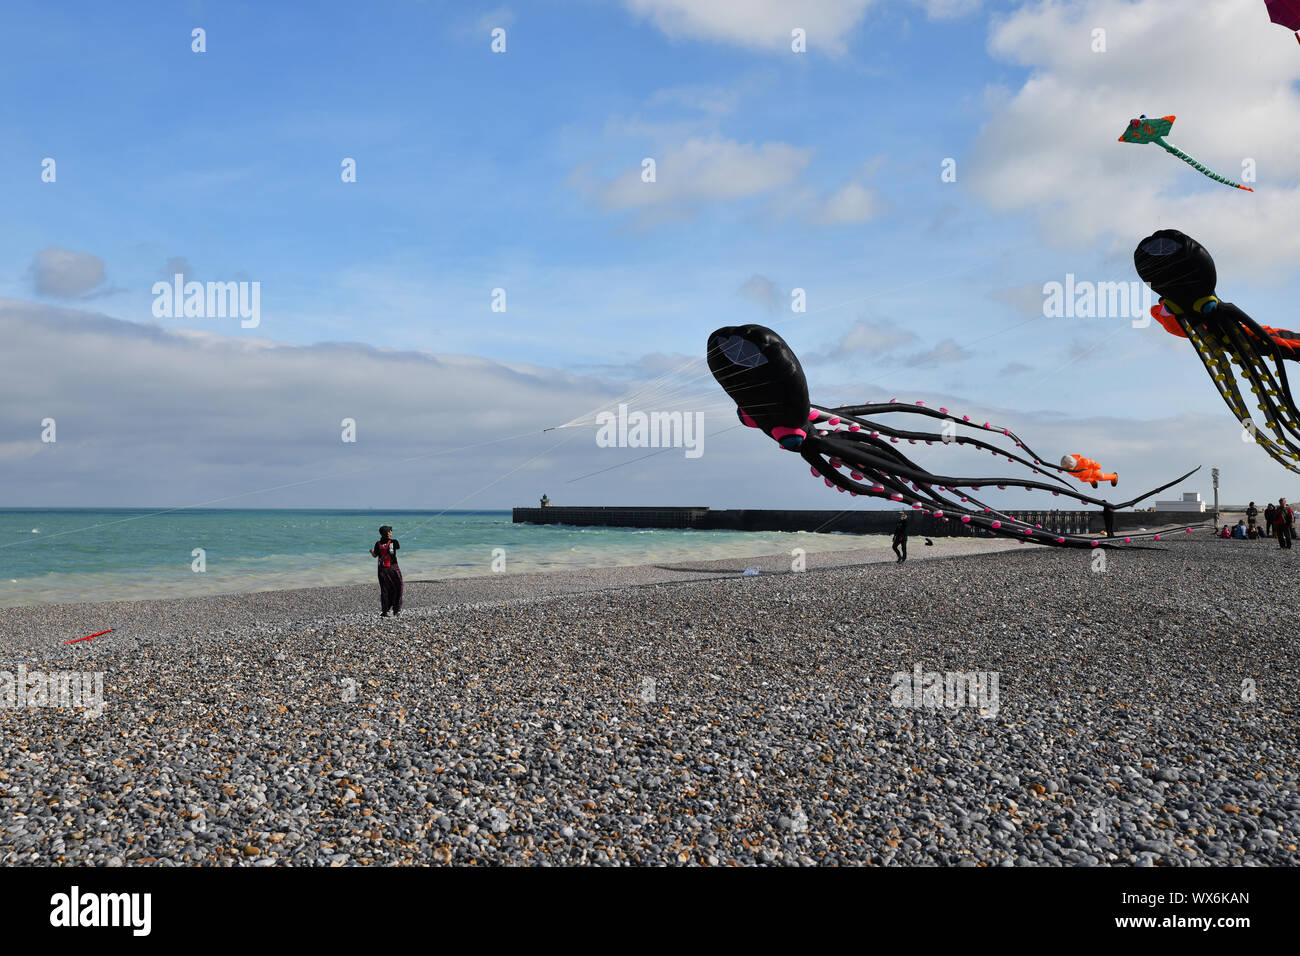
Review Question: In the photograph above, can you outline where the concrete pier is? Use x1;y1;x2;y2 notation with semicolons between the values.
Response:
513;506;1205;536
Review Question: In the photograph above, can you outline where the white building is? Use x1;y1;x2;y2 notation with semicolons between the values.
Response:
1154;491;1206;512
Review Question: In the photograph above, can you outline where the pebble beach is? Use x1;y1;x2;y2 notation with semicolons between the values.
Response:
1;535;1296;866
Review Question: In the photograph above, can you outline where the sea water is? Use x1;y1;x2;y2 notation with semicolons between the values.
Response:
0;509;885;606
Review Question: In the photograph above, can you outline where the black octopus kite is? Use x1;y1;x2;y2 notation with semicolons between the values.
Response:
1135;228;1300;474
707;324;1202;548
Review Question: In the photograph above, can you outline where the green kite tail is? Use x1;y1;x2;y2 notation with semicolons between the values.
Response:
1155;138;1254;192
1117;114;1254;193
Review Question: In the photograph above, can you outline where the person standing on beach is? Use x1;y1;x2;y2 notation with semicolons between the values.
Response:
1272;500;1293;550
892;514;909;563
1246;501;1259;534
1101;502;1116;538
370;525;404;616
1265;502;1276;537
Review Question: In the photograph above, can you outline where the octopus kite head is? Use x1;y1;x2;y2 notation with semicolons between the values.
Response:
1134;229;1218;316
707;324;810;450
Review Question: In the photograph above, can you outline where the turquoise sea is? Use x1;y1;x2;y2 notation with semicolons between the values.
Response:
0;509;883;606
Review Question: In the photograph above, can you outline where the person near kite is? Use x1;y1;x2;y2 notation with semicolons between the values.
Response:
706;324;1202;548
1134;228;1300;473
892;514;909;562
370;525;404;616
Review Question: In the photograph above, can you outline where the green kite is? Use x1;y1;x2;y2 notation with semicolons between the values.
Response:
1118;115;1254;192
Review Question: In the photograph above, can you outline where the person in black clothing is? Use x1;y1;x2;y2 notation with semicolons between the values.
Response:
370;525;404;616
892;514;909;562
1265;503;1276;537
1246;501;1259;535
1278;499;1295;550
1101;503;1116;538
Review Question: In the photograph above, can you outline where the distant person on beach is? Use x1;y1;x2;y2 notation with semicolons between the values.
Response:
1233;520;1248;539
1102;503;1116;538
1218;525;1231;539
370;525;403;616
1276;499;1295;550
892;514;908;563
1246;501;1259;533
1265;503;1276;537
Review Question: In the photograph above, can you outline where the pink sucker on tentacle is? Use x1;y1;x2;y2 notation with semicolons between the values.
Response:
773;426;807;448
1124;537;1132;544
850;491;858;496
1153;534;1161;540
1185;528;1192;533
933;511;944;518
824;478;834;488
983;422;992;429
872;484;885;493
983;508;991;513
837;486;846;493
808;410;819;421
850;471;864;480
870;431;880;439
1090;541;1099;547
828;417;841;426
889;398;898;404
849;424;860;432
912;503;922;509
939;407;948;414
829;457;843;468
991;521;1002;529
916;400;925;406
739;409;759;428
961;516;971;523
890;493;904;501
1023;528;1032;535
809;466;819;477
962;415;970;421
1055;537;1065;544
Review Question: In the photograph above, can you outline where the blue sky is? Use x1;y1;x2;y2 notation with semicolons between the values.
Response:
4;0;1300;508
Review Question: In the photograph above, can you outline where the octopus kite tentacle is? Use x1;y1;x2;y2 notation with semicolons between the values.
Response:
707;324;1203;549
1135;228;1300;472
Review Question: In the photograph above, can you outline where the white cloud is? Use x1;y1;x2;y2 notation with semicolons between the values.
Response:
904;337;971;366
916;0;982;19
0;299;1278;508
595;136;813;211
969;0;1300;276
829;318;919;357
812;179;881;225
30;247;108;299
739;274;783;313
621;0;876;54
